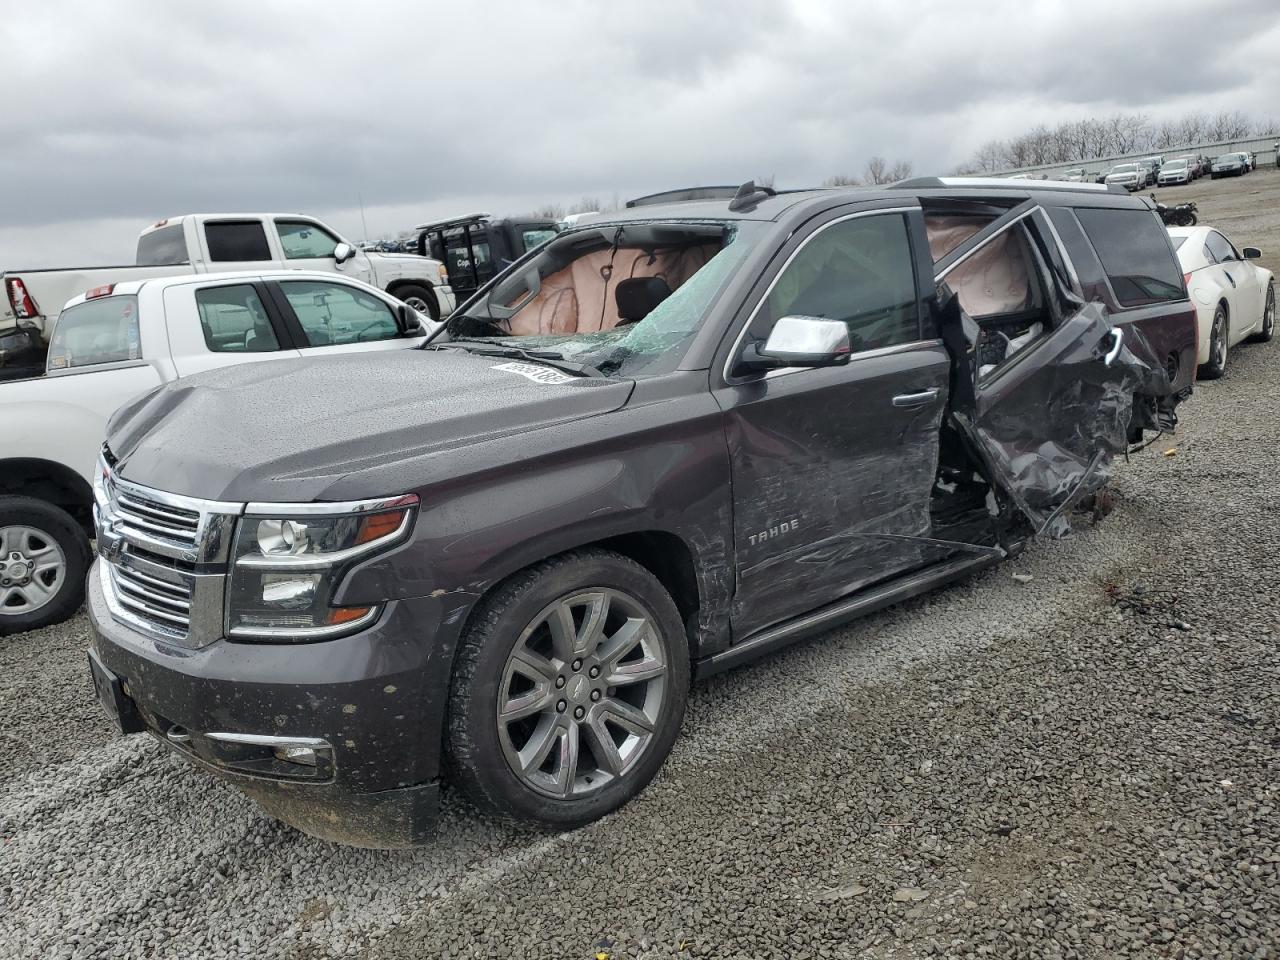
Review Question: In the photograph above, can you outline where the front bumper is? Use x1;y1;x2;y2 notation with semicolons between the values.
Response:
87;560;453;847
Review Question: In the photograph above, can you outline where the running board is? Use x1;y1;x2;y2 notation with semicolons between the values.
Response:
694;554;1000;678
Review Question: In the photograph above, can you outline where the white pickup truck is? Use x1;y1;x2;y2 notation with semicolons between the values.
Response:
1;212;455;357
0;269;434;635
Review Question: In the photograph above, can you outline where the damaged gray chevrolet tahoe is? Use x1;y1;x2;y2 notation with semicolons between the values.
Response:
88;179;1196;847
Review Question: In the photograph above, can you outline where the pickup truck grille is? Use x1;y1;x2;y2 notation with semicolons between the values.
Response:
95;458;241;648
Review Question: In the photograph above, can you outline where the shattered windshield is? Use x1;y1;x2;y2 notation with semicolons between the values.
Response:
433;220;764;378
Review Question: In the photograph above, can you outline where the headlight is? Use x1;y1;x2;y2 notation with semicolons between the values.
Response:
226;494;418;641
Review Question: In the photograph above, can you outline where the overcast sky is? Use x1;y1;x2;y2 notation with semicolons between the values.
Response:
2;0;1277;268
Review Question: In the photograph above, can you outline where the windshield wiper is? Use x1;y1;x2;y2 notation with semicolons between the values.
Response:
426;339;605;378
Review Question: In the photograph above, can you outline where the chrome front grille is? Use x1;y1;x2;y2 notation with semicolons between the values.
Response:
114;490;201;548
94;454;244;648
109;559;192;631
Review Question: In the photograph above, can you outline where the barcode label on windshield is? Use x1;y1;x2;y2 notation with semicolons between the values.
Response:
491;362;575;385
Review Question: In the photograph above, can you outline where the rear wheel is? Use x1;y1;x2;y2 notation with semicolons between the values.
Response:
1199;305;1229;380
1249;283;1275;343
447;550;689;828
0;498;91;636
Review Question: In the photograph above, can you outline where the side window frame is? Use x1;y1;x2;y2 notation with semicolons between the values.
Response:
274;218;343;261
721;205;928;384
193;280;294;354
265;279;403;348
202;219;273;263
937;214;1069;382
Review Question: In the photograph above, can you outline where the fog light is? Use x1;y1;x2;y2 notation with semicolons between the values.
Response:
273;744;320;766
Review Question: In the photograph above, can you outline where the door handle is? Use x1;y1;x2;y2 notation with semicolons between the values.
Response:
1103;327;1123;367
892;388;940;408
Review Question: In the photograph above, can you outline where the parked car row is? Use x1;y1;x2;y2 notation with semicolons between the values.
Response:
1;212;456;367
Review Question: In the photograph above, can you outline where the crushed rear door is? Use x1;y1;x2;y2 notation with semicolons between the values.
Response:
929;204;1161;538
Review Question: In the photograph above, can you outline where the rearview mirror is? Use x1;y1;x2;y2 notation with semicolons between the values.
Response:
333;242;356;264
1242;246;1262;260
742;316;851;370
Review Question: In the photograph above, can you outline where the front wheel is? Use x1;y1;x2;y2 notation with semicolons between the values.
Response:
447;550;689;828
1199;306;1229;380
0;497;92;636
391;283;439;322
1249;283;1275;343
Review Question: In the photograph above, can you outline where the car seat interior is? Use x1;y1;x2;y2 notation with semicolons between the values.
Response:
482;224;726;336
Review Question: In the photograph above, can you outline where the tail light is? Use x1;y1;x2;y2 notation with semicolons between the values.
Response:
85;284;116;300
5;277;39;319
1182;273;1193;289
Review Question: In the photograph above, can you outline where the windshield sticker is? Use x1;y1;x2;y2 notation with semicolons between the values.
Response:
491;361;574;385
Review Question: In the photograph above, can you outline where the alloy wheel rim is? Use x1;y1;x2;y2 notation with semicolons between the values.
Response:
497;589;668;800
1212;315;1226;369
404;296;432;318
0;525;66;616
1266;289;1275;335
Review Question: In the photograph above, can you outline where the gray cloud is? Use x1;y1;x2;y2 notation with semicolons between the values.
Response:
1;0;1277;268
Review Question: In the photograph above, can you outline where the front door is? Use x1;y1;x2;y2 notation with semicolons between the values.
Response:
714;208;951;635
273;218;374;287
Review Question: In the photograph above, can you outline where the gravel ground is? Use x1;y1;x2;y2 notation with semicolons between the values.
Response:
2;171;1278;959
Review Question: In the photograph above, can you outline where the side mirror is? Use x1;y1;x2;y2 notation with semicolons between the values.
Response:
742;316;851;370
1242;246;1262;260
333;242;356;264
396;304;429;335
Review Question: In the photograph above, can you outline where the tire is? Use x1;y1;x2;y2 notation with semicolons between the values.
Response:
1199;305;1229;380
447;549;690;829
1186;212;1197;226
1249;282;1275;343
391;283;439;321
0;497;92;636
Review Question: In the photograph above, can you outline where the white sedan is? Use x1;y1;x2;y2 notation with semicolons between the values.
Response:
1168;226;1275;379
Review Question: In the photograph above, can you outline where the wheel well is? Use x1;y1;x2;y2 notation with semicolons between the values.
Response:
0;459;94;534
594;531;701;640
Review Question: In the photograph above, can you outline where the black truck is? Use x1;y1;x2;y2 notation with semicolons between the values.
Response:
417;213;561;302
87;179;1196;846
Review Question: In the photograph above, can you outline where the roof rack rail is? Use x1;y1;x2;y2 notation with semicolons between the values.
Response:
625;186;742;208
892;176;1123;194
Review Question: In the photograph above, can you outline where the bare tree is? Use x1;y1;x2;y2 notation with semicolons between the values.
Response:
568;196;601;215
531;203;565;220
754;173;776;189
1207;110;1251;141
863;156;890;184
822;173;862;186
888;159;914;181
972;139;1007;172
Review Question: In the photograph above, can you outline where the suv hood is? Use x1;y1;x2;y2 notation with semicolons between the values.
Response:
107;349;634;502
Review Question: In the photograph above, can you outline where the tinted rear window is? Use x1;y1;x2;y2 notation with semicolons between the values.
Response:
205;221;272;262
136;224;189;266
1075;208;1184;307
1169;236;1187;250
47;296;141;370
